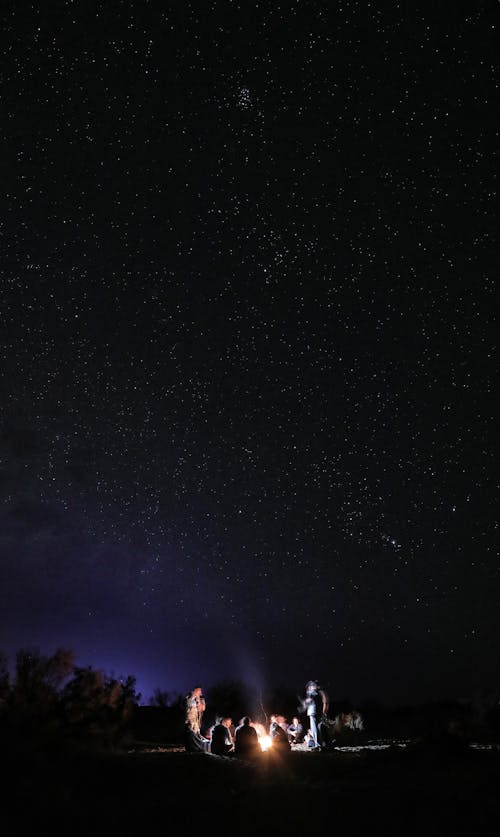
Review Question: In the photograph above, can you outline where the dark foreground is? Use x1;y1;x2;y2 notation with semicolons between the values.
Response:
4;741;500;836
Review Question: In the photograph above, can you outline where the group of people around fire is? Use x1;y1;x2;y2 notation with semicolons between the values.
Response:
183;679;361;756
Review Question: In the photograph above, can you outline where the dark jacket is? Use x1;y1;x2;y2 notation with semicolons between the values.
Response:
270;721;291;751
210;722;233;755
234;719;261;759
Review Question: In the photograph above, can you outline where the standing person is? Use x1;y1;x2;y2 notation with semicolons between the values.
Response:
234;716;261;759
185;685;206;735
184;685;209;752
301;679;329;750
209;716;234;755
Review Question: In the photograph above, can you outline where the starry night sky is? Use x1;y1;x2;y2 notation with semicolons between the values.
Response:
0;1;498;707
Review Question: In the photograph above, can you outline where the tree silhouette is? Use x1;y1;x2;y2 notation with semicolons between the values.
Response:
0;647;141;753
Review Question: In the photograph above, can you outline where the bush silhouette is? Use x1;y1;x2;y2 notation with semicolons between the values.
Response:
0;647;141;753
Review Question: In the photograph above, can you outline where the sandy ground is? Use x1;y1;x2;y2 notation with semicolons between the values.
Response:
4;738;499;836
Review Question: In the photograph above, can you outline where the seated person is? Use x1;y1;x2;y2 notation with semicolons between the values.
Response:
318;715;336;750
184;723;209;753
304;730;317;749
270;720;291;752
287;716;304;744
209;716;234;755
234;716;261;759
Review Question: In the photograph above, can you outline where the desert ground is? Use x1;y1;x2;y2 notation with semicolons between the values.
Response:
4;724;499;836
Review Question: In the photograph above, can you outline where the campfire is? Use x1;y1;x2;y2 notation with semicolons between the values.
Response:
252;722;273;751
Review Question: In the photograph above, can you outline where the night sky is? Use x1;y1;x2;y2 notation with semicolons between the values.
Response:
1;1;498;708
